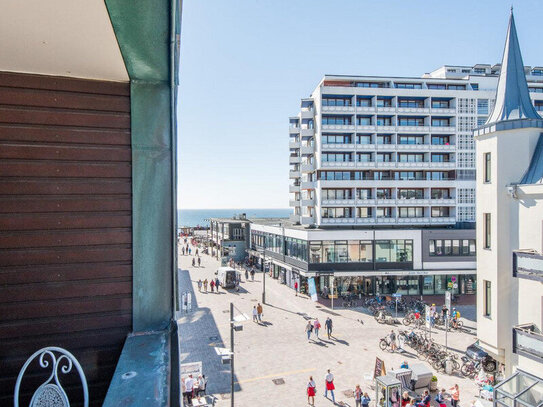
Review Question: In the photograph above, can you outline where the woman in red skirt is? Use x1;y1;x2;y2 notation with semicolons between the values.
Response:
307;376;316;406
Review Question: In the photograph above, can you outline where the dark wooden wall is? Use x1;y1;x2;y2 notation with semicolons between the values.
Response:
0;72;132;406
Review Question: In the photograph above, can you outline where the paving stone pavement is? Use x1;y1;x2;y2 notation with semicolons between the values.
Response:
177;242;481;407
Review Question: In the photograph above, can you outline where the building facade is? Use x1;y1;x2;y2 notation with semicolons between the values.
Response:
209;216;251;262
474;11;543;403
289;63;543;228
248;220;475;297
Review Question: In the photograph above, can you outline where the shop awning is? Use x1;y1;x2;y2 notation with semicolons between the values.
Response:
495;370;543;407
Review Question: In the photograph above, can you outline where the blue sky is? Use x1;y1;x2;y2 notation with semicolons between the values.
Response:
177;0;543;209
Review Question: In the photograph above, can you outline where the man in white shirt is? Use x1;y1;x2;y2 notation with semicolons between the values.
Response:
324;369;335;403
184;374;195;405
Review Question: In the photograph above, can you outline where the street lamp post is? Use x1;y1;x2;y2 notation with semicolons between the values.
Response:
230;302;234;407
260;245;266;304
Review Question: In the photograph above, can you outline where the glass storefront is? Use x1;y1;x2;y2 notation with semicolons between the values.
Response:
316;274;476;296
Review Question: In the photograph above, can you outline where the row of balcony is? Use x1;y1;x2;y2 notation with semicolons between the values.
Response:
289;127;314;136
321;143;455;151
320;161;456;169
321;124;456;133
320;198;456;206
321;105;456;115
320;216;456;225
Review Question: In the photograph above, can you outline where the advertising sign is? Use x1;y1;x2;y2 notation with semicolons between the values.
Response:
374;357;386;378
308;277;318;302
445;291;451;311
425;305;431;329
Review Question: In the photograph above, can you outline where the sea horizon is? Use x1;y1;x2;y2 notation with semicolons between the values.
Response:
177;208;291;227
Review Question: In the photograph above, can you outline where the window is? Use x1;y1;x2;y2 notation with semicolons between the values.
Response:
431;153;451;162
477;99;489;115
376;207;392;218
356;81;388;88
484;152;491;183
374;171;392;180
357;116;372;125
431;188;450;199
398;98;425;108
322;207;353;218
376;135;392;144
376;188;392;199
357;134;372;144
357;188;372;199
431;206;450;217
395;83;422;89
431;118;450;127
398;117;425;126
357;207;372;218
376;116;392;126
376;153;392;163
484;280;491;317
432;99;450;108
322;115;353;125
376;97;392;107
398;207;424;218
375;240;413;262
398;189;424;199
322;95;353;107
321;189;352;200
398;135;425;145
309;241;322;263
322;152;352;162
428;83;446;90
396;171;424;181
357;153;372;162
356;97;372;107
484;213;491;249
431;135;451;145
398;153;424;163
429;239;476;256
322;133;352;144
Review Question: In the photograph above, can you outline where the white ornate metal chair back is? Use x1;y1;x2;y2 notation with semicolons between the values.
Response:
14;347;88;407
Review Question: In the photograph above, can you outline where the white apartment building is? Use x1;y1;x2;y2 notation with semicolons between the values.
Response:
289;57;543;228
474;11;543;404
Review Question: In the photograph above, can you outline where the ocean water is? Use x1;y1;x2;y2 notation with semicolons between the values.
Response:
178;208;291;227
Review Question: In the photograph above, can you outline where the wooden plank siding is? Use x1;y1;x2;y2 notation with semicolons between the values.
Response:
0;72;132;407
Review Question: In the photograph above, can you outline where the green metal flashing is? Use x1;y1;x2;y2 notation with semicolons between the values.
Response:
102;330;171;407
105;0;175;332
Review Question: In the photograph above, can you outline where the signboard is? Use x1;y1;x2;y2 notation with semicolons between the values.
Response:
308;277;318;302
445;291;451;311
221;256;229;266
374;357;386;378
392;293;402;298
425;305;431;329
180;361;202;379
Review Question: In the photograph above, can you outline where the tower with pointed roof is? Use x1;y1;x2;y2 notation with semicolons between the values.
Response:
475;10;543;384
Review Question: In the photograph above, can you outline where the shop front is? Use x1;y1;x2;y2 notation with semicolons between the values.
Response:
316;272;476;297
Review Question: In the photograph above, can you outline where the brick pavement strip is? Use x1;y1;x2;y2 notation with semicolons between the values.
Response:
177;244;480;407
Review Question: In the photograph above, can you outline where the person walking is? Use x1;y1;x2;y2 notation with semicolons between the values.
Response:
210;279;215;293
294;280;298;296
389;330;397;352
307;376;316;406
361;392;371;407
354;384;363;407
305;321;313;342
182;247;185;256
197;279;202;292
250;269;255;281
401;391;411;407
449;384;460;407
257;303;263;322
192;258;195;267
245;268;249;281
313;318;321;339
325;317;333;339
215;277;220;292
324;369;335;403
196;374;206;402
198;256;201;267
203;279;208;292
252;306;258;323
195;248;199;256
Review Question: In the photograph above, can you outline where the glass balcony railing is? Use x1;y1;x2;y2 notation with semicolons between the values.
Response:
513;250;543;281
513;324;543;361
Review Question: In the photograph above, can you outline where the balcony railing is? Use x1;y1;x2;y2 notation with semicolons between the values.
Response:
513;250;543;282
513;323;543;361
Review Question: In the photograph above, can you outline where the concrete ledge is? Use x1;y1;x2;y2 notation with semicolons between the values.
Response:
103;330;171;407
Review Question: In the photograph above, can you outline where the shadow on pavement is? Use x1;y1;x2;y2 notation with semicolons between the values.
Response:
177;269;242;395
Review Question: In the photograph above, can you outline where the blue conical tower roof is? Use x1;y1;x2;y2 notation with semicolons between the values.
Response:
486;10;541;125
